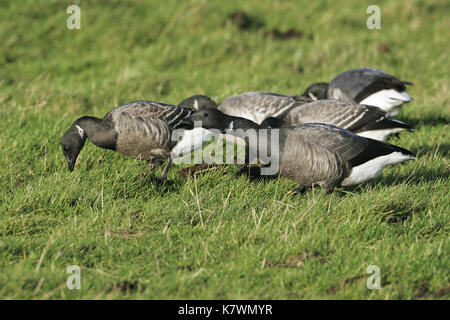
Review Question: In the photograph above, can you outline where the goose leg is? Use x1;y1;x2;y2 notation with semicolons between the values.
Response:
146;160;156;172
324;185;335;195
158;157;172;182
144;159;170;184
141;160;156;180
291;186;310;195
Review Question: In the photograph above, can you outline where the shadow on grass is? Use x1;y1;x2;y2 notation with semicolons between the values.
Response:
111;172;182;200
378;165;449;186
397;114;449;129
234;165;280;182
410;143;450;158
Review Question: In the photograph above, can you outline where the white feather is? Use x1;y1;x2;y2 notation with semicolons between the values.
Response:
359;89;412;116
193;100;199;110
170;128;215;159
75;125;84;139
341;151;414;186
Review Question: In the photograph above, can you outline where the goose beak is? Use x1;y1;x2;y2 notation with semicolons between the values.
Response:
67;159;75;172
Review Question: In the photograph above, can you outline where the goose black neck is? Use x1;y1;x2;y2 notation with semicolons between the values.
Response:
74;116;104;139
74;116;117;150
223;115;261;133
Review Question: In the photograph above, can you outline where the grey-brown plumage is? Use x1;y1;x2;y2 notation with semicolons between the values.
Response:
187;91;411;141
107;101;190;161
217;92;312;124
61;100;193;180
303;68;413;116
274;99;413;141
273;124;414;192
274;124;364;192
327;68;412;104
190;109;415;194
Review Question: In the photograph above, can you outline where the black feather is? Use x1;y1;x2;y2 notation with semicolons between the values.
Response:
350;138;414;168
354;118;413;133
354;78;412;103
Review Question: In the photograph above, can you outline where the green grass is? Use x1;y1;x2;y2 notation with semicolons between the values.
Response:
0;0;449;299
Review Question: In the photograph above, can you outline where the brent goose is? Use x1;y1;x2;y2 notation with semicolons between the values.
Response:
264;99;413;141
304;67;413;116
180;92;412;141
179;92;312;124
190;108;415;194
61;100;213;181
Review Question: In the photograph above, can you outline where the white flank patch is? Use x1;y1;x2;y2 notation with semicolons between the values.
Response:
356;128;406;141
75;125;84;139
171;128;215;159
360;90;412;116
341;151;414;186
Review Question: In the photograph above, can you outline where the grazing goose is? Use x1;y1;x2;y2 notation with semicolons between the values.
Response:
217;92;313;124
190;108;415;194
180;92;412;141
179;92;312;124
304;68;413;116
61;100;213;181
263;99;413;141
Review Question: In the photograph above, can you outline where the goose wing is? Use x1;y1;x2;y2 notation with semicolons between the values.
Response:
105;101;193;160
107;100;192;129
281;123;367;162
282;123;414;168
275;125;355;187
282;99;391;132
218;92;311;124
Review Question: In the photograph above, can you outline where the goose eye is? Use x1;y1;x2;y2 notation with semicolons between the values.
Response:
203;112;209;117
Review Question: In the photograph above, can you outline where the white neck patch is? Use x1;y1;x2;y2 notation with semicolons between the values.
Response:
75;125;84;139
193;100;199;110
308;92;318;101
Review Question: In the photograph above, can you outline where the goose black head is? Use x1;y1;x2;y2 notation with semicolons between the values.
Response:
303;82;329;100
61;122;86;171
189;108;230;132
260;117;284;129
178;95;217;111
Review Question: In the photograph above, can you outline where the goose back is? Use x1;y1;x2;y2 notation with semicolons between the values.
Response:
282;100;388;132
327;68;411;104
218;92;311;124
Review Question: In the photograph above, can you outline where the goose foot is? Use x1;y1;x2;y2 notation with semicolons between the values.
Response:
324;185;335;195
143;158;172;185
291;186;310;195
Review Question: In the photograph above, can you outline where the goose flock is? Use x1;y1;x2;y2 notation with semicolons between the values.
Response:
62;67;416;194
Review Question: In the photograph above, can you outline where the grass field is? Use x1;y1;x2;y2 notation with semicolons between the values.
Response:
0;0;449;299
